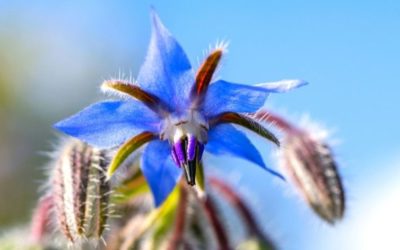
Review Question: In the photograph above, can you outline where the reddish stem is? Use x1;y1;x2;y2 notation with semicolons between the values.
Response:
202;196;230;250
209;178;275;248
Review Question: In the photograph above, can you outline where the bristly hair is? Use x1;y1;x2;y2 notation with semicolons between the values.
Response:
38;138;115;245
196;40;230;83
100;78;136;100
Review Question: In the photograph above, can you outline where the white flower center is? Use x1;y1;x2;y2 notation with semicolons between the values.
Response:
161;110;208;144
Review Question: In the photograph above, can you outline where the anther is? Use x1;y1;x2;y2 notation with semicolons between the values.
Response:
171;135;205;186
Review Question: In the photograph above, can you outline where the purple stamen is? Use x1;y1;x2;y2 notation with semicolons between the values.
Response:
172;136;205;185
187;135;197;161
171;147;180;166
173;141;186;166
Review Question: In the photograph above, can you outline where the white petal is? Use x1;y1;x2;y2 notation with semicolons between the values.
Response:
255;79;308;93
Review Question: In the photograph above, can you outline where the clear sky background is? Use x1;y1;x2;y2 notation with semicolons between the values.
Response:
0;1;399;249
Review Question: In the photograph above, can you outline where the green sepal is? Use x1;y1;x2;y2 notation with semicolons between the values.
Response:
196;161;205;191
126;184;180;246
113;169;150;204
150;185;181;249
107;131;155;179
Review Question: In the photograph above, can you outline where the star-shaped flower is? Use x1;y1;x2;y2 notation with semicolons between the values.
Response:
55;10;307;206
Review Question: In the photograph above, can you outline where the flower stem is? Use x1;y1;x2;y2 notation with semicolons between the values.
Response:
202;196;230;250
209;178;275;248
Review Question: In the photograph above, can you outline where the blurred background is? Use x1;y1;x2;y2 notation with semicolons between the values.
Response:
0;1;399;249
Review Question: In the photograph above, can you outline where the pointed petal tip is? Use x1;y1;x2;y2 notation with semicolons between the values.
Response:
149;5;157;15
53;121;62;130
300;79;309;85
292;79;309;88
267;168;286;181
256;79;309;93
154;196;163;207
53;119;71;135
149;7;165;32
258;158;286;181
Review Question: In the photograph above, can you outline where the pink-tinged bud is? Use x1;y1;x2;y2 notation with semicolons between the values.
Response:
51;139;111;242
252;110;345;223
30;194;53;244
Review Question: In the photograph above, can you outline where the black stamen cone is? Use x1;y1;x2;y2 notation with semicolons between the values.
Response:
187;160;196;186
181;137;197;186
183;163;195;185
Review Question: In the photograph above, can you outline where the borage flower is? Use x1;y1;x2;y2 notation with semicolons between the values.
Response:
54;10;307;206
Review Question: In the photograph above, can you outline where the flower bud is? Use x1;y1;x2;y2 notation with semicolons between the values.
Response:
252;110;345;223
282;130;345;223
51;139;111;242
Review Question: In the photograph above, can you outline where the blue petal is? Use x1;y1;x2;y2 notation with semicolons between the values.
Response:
141;140;182;207
137;10;194;113
54;100;161;149
202;80;271;118
206;124;284;179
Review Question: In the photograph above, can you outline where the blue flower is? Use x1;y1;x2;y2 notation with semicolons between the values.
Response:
54;10;307;206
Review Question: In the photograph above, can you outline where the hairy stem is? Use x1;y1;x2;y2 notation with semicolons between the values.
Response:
250;109;295;133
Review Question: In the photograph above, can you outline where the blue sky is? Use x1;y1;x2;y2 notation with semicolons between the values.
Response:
1;1;399;249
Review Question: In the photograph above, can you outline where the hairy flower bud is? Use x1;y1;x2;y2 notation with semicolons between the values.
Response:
252;110;345;223
282;130;345;223
51;139;111;242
